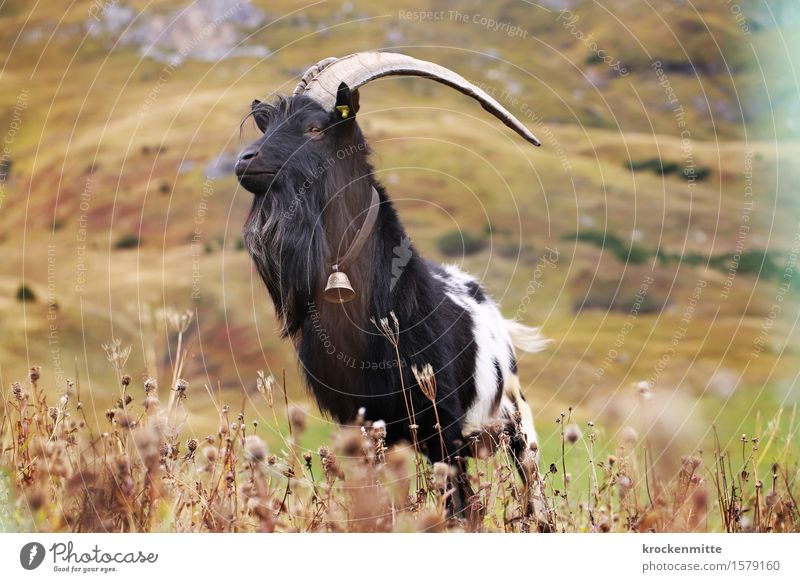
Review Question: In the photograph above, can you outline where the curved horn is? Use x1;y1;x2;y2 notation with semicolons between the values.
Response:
293;56;338;96
297;52;541;147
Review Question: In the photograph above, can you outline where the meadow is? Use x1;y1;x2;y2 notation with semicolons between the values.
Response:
1;344;797;532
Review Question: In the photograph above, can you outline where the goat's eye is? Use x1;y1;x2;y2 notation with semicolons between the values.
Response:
306;126;322;136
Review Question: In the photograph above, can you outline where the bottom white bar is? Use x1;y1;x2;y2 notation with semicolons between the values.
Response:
0;533;797;580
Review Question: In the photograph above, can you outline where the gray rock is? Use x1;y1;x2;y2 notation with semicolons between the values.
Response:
204;153;238;179
91;0;269;64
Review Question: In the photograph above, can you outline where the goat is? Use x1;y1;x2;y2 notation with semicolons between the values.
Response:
235;52;547;517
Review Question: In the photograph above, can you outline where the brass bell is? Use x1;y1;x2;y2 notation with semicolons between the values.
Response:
323;269;355;303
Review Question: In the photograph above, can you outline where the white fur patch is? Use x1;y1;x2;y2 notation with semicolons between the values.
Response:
433;264;543;442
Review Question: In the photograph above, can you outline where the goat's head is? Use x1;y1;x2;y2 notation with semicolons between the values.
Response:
236;52;541;199
235;90;364;201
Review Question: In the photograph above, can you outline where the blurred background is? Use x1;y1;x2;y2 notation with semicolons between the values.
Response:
1;0;799;468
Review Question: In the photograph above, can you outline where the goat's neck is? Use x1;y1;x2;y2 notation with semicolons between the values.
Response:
322;179;374;267
314;175;377;329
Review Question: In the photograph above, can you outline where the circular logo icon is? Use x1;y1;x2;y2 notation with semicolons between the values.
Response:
19;542;46;570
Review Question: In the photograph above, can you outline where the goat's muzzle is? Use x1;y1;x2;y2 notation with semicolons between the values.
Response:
235;146;278;195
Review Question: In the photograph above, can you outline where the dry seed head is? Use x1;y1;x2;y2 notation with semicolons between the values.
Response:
186;438;198;452
288;404;307;435
385;445;412;475
261;373;276;407
432;462;449;491
766;490;778;508
134;429;161;468
159;442;173;459
29;366;41;383
369;419;387;444
144;377;157;393
691;482;709;509
204;446;219;463
681;455;702;471
338;427;366;458
564;423;582;444
239;481;257;499
318;445;342;479
143;395;160;411
621;426;638;446
636;380;653;400
175;378;188;398
411;363;437;402
618;474;633;494
115;411;135;429
26;490;46;512
121;374;131;387
244;435;268;463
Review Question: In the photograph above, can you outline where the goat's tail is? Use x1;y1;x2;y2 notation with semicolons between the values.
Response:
505;319;550;354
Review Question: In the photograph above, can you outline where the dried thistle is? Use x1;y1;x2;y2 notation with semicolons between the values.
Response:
244;435;268;463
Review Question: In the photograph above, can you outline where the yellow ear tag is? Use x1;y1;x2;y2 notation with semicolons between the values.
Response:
336;105;350;118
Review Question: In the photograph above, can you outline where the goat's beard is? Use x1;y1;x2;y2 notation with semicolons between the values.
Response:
243;178;326;336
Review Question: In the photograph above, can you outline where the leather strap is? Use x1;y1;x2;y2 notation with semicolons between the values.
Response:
333;186;381;272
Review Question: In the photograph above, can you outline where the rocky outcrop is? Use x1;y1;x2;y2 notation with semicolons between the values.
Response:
88;0;269;65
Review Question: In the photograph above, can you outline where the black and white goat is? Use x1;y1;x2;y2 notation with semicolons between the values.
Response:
236;52;547;513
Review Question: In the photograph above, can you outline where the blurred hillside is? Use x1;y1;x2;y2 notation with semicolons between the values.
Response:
1;0;799;456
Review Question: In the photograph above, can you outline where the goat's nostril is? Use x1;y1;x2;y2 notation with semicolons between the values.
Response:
239;147;258;161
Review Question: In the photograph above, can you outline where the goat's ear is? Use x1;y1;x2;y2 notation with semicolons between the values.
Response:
251;99;269;133
333;82;359;122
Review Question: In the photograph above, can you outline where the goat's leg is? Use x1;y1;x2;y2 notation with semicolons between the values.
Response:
509;422;553;532
453;453;482;530
425;422;479;526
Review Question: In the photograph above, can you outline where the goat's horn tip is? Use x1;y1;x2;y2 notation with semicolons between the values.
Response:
526;135;542;147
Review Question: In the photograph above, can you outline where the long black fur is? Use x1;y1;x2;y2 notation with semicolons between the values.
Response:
237;91;483;509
